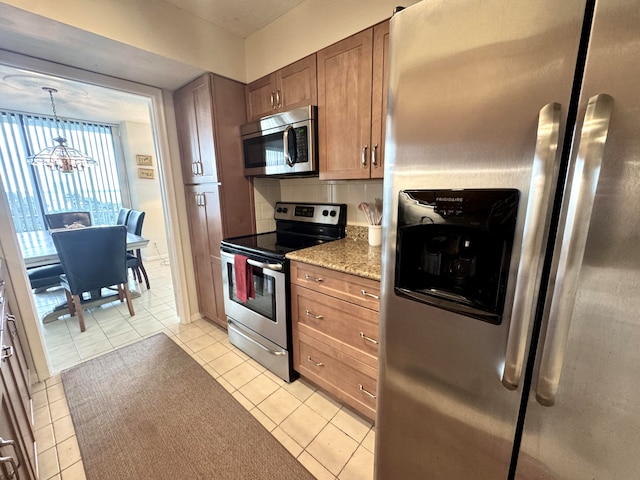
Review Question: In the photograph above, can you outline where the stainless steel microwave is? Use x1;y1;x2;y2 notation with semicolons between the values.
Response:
241;105;317;177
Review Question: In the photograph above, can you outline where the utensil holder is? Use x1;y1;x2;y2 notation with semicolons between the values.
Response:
368;225;382;247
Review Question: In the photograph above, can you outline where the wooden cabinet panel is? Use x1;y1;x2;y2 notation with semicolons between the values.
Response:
245;54;317;122
296;331;377;421
370;21;390;179
290;262;380;311
292;284;379;367
290;261;379;420
318;21;389;180
174;74;219;184
318;29;373;180
176;73;255;327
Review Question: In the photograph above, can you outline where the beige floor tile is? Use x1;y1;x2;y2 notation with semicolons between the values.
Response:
53;415;76;444
208;350;245;375
231;391;254;411
33;388;49;410
280;403;329;448
76;340;113;360
338;445;374;480
60;460;87;480
271;426;304;457
184;333;217;353
222;361;262;390
208;326;229;341
282;378;316;402
215;376;235;394
306;423;359;475
249;407;277;432
193;341;230;364
257;387;302;425
238;373;280;406
38;446;60;480
297;451;337;480
362;429;375;453
305;390;342;421
49;397;71;423
173;324;207;343
130;318;165;336
331;408;372;443
46;374;62;387
109;329;143;348
34;404;52;429
57;436;82;471
35;423;56;452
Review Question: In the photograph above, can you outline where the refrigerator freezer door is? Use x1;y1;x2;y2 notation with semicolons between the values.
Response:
516;1;640;477
376;0;587;478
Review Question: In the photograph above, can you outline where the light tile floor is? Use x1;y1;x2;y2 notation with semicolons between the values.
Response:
32;259;375;480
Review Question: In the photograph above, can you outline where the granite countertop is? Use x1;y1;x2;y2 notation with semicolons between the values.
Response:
285;226;382;281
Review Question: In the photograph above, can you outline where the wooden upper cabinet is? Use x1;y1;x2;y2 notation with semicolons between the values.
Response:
370;21;390;179
174;74;219;184
245;54;317;122
318;21;390;180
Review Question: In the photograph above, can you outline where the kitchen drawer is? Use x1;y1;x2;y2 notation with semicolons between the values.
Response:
295;331;377;421
290;262;380;311
292;284;378;368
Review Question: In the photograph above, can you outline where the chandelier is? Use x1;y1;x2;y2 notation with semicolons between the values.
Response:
27;87;98;174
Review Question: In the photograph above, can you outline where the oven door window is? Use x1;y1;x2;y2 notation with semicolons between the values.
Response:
227;264;277;322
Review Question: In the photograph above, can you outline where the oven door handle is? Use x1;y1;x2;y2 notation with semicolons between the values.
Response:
246;258;283;272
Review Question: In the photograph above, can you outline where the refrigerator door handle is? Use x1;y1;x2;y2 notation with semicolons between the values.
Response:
502;102;562;390
536;94;614;406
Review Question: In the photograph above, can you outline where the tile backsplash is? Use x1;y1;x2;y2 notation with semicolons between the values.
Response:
253;177;384;233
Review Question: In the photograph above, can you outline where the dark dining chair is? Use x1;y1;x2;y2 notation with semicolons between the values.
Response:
116;207;131;225
45;211;92;229
125;210;150;289
51;225;135;332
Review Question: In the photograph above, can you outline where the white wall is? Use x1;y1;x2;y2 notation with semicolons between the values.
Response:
119;121;169;260
244;0;419;82
253;177;384;233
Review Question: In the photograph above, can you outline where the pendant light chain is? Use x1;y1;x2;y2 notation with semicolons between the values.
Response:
44;87;63;140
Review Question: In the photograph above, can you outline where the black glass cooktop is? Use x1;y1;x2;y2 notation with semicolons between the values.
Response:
221;231;328;259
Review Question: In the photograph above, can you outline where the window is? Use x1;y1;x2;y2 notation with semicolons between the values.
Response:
0;111;125;232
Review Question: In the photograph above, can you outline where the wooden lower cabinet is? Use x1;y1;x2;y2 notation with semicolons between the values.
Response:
291;261;380;421
0;281;37;480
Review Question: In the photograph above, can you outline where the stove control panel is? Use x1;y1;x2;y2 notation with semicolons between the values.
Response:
274;202;346;226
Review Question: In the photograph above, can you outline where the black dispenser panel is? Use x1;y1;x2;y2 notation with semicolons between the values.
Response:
395;189;520;324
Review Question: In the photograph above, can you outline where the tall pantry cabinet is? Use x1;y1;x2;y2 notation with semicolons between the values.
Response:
174;74;255;328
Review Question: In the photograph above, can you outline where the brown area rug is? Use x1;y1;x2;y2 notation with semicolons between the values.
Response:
61;333;314;480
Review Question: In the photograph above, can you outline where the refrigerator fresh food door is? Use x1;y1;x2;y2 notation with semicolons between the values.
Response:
376;0;587;478
516;0;640;477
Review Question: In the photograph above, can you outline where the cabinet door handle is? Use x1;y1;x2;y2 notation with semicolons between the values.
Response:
359;332;378;345
362;145;368;168
372;144;378;168
191;162;197;176
359;384;377;399
305;310;323;320
1;345;13;361
304;274;323;283
6;316;18;339
306;356;324;367
0;437;22;473
270;91;276;109
360;289;379;300
276;90;282;108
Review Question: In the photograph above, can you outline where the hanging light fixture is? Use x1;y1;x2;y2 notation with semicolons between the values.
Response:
27;87;98;174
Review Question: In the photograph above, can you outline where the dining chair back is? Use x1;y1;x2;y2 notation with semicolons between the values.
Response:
45;211;92;230
125;210;150;289
51;225;135;332
116;207;131;225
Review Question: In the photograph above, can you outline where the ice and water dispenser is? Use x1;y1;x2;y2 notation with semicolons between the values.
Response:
395;189;520;324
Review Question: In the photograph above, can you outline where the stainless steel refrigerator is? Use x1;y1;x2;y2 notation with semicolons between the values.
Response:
376;0;640;478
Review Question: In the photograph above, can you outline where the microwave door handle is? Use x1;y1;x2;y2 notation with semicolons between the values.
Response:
283;125;295;167
502;102;561;390
535;94;613;406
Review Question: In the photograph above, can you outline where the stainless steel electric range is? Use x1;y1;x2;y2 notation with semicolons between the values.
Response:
220;202;347;382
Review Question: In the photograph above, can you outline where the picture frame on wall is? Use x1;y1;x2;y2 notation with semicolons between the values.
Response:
136;154;153;166
138;168;154;179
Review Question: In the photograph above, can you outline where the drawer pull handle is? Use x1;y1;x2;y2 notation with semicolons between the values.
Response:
359;384;377;399
305;310;324;320
360;289;380;300
305;274;324;283
1;345;13;361
359;332;379;345
307;356;324;367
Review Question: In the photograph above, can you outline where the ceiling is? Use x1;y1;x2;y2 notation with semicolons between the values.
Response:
0;0;307;125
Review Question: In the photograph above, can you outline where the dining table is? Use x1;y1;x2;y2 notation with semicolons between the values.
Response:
18;229;149;268
17;229;150;323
